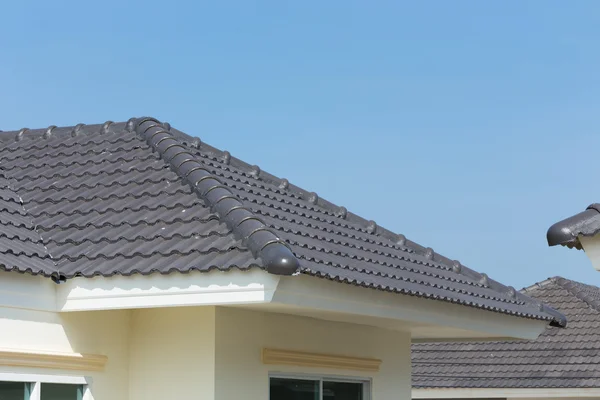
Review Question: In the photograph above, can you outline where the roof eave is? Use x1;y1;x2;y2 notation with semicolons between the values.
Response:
547;207;600;249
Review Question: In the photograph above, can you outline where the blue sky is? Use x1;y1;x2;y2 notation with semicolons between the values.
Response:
1;1;599;289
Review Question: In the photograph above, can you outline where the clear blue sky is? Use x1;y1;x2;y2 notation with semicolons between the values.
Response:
1;1;599;289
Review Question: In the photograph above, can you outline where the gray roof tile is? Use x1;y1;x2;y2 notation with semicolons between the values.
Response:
0;117;565;325
412;277;600;389
547;204;600;249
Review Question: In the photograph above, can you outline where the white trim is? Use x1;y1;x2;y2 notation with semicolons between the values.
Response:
0;372;87;385
0;265;550;341
412;387;600;398
57;269;280;311
580;235;600;272
0;372;88;400
29;382;41;400
271;275;548;340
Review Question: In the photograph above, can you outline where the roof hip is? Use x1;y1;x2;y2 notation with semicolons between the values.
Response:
553;277;600;312
133;117;300;276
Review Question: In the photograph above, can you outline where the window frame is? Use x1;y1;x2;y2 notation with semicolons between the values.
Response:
269;372;372;400
0;372;89;400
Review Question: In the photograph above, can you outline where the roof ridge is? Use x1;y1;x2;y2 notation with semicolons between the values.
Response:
521;276;558;292
167;124;566;327
0;120;559;321
133;117;300;276
553;277;600;312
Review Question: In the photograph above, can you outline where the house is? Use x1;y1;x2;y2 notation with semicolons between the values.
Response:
547;204;600;271
0;117;566;400
412;276;600;400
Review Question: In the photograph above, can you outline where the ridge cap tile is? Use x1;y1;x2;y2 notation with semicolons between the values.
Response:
0;117;565;327
168;124;561;325
134;117;300;276
553;277;600;312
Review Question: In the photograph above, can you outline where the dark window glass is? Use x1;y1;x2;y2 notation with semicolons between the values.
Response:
270;377;319;400
0;381;26;400
41;383;82;400
323;381;363;400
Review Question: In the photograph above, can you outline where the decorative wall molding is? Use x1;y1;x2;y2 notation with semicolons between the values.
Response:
0;349;107;371
261;348;381;372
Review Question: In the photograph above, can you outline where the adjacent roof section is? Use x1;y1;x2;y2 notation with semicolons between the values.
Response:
547;204;600;250
412;277;600;389
0;117;565;326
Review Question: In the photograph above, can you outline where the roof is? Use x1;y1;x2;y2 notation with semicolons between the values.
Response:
547;204;600;249
412;277;600;389
0;117;565;326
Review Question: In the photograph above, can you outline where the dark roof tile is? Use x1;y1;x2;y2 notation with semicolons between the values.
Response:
0;117;565;325
412;277;600;389
547;205;600;249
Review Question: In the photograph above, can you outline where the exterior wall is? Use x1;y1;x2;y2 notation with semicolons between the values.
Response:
128;306;216;400
214;307;412;400
0;306;131;400
0;304;412;400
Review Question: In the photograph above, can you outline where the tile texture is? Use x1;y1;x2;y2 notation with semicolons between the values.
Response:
412;277;600;388
0;118;565;326
547;204;600;249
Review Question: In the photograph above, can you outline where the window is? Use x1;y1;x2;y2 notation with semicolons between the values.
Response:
0;381;25;400
0;380;84;400
270;375;369;400
40;383;83;400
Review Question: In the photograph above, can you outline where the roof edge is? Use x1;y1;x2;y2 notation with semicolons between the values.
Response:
133;117;300;276
547;205;600;249
166;127;560;323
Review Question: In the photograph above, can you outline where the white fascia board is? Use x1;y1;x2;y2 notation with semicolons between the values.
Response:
57;269;280;312
580;235;600;272
413;387;600;399
272;275;548;340
0;268;549;341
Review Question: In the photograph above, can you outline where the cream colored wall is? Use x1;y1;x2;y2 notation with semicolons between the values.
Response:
0;304;412;400
0;306;131;400
0;305;218;400
214;307;412;400
128;306;216;400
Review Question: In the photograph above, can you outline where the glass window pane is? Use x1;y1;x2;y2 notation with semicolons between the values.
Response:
323;381;363;400
270;377;319;400
0;381;26;400
40;384;81;400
